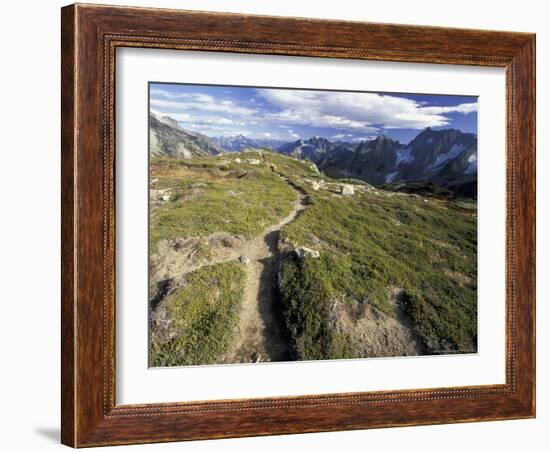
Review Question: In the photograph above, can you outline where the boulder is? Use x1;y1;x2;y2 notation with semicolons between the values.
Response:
294;247;320;259
309;162;320;173
341;184;355;195
311;182;321;191
239;255;250;264
151;189;172;202
246;158;260;165
234;157;242;163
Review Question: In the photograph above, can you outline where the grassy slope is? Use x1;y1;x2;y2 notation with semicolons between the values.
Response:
149;152;296;366
150;261;246;366
149;151;478;364
150;153;296;252
264;152;478;359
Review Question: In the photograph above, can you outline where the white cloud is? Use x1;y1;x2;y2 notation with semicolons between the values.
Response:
150;85;477;139
349;136;376;143
150;98;256;117
216;130;257;138
258;89;477;130
331;133;347;140
153;111;240;127
151;111;193;122
419;103;478;115
329;132;377;142
150;90;257;116
149;108;164;118
287;129;300;139
188;116;235;125
150;89;213;103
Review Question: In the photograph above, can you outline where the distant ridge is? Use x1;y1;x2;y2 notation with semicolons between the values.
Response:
275;128;477;197
213;135;287;152
149;113;223;159
148;112;477;197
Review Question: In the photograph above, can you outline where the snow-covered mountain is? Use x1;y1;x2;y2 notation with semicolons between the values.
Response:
277;136;333;162
213;135;287;152
148;114;477;197
213;135;259;152
276;136;356;164
275;128;478;197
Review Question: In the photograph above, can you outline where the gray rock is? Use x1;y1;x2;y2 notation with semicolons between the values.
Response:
341;184;355;195
309;162;320;173
239;255;250;264
151;189;172;202
294;247;320;259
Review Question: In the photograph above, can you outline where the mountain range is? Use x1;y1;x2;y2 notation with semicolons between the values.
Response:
212;134;287;152
149;113;477;197
273;129;477;197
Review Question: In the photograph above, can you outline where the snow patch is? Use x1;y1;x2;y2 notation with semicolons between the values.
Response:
385;171;398;183
465;153;478;174
430;144;465;168
396;148;414;164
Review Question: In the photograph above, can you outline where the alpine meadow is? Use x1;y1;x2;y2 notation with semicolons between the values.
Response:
148;83;478;367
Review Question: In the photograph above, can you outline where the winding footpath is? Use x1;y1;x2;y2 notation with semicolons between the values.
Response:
222;184;307;363
151;160;309;363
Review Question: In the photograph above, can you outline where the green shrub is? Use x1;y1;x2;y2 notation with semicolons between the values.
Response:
273;150;478;356
150;262;246;366
150;154;296;253
278;254;333;360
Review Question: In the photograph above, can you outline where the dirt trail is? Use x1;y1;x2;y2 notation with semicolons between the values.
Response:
222;184;307;363
151;170;309;364
152;164;423;363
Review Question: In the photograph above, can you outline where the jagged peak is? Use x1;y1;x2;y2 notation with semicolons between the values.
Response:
373;135;392;143
408;127;467;147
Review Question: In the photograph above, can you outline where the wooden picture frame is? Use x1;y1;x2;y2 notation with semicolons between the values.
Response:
61;3;536;447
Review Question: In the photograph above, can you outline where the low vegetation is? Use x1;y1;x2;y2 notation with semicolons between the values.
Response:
264;152;478;359
150;262;246;366
150;153;296;253
149;150;478;366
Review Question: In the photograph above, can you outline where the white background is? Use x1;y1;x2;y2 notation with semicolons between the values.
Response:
117;49;505;404
0;0;547;451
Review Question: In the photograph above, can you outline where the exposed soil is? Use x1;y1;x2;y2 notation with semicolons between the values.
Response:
222;189;307;363
330;288;424;357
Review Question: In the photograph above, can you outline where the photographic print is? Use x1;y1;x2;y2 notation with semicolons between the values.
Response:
148;83;478;367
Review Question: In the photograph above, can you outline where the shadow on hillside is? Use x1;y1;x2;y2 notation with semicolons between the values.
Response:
255;230;294;363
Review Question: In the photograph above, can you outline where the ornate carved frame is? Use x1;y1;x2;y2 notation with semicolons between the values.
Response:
61;4;535;447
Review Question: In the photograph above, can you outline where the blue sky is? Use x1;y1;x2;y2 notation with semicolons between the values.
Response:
150;83;477;144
